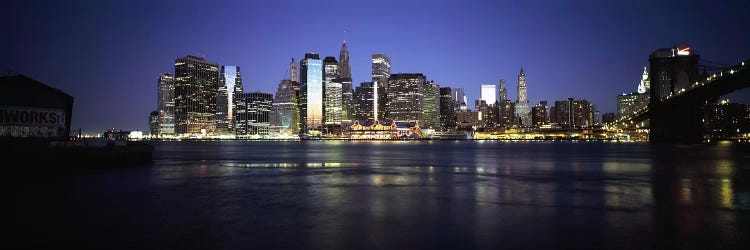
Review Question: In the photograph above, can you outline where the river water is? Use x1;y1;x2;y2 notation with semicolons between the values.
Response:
11;141;750;249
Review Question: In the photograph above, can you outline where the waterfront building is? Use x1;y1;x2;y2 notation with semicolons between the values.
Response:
387;73;425;123
149;111;159;136
0;75;74;140
323;56;342;127
456;110;480;129
338;78;354;124
270;79;299;134
439;87;456;129
515;68;531;126
475;100;496;128
235;92;273;136
216;66;242;133
372;53;391;119
554;98;593;128
354;82;375;122
157;73;175;136
496;99;515;128
616;66;650;119
422;81;441;129
531;101;549;127
602;113;616;124
174;55;220;136
300;53;323;136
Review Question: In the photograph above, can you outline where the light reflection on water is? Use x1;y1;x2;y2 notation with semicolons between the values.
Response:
31;141;750;249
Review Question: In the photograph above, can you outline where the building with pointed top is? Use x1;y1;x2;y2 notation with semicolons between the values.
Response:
339;41;351;79
514;67;531;126
290;58;299;83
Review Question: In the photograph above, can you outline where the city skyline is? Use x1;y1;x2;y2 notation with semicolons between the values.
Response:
2;1;750;133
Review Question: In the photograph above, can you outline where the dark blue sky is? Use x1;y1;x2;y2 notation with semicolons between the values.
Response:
2;0;749;133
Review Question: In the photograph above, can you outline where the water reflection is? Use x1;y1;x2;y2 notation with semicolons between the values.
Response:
28;141;750;249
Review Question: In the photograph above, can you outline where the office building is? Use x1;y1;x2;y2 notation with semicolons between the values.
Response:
339;41;351;79
498;79;508;101
290;58;299;83
387;73;425;123
157;73;175;136
235;92;273;136
531;101;549;127
300;53;323;135
338;78;354;124
496;99;515;128
439;87;456;129
354;82;375;122
515;68;531;127
422;81;440;129
216;66;242;133
481;84;496;106
174;55;220;135
372;54;391;119
452;87;467;111
270;79;299;134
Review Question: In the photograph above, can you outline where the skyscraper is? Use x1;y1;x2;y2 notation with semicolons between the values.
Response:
270;79;299;134
422;81;441;129
174;55;219;135
323;56;342;127
300;53;323;135
531;101;549;127
217;66;242;133
157;73;175;136
338;41;351;79
481;84;497;106
235;92;273;136
338;78;354;124
354;82;375;122
498;79;508;101
496;99;515;128
439;87;456;130
372;54;391;119
387;73;425;123
290;58;299;83
616;66;650;119
515;68;531;127
452;88;467;112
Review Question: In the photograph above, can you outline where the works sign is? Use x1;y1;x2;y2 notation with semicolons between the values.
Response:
0;106;65;127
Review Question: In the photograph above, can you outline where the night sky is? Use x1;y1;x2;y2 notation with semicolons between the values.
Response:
2;0;749;133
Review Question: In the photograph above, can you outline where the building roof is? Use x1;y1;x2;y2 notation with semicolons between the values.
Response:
0;74;73;101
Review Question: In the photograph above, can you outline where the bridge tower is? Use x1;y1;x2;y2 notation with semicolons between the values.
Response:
648;45;702;143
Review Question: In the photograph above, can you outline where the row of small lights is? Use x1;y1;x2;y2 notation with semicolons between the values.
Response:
613;59;749;127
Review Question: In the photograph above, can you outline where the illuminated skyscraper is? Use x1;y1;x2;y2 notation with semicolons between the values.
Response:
235;92;273;136
422;81;440;129
515;68;531;126
439;87;456;129
339;41;351;79
157;73;175;136
354;82;375;122
300;53;323;135
323;57;342;126
270;79;299;134
290;58;299;83
372;54;390;119
337;78;354;124
174;55;219;135
217;66;242;133
452;88;467;112
387;73;425;123
481;84;496;106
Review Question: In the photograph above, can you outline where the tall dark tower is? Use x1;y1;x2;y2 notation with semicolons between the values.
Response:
339;41;351;79
648;44;701;143
174;55;220;136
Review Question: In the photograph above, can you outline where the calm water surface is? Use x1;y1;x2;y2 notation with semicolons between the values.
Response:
11;141;750;249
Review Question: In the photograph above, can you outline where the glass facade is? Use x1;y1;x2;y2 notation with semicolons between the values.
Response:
481;84;497;106
157;73;175;136
301;54;323;135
